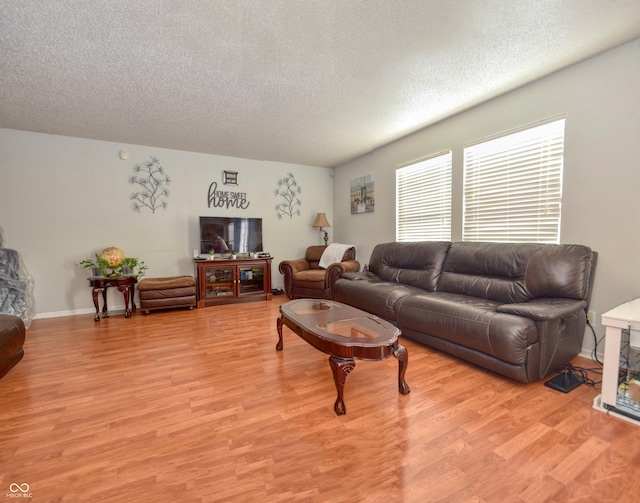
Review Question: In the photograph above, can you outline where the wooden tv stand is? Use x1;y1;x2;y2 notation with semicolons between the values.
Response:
194;257;273;308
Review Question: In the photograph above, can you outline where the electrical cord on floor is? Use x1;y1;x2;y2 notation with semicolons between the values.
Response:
565;362;601;388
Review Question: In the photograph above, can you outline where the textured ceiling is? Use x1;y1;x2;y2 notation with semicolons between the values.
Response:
1;1;639;168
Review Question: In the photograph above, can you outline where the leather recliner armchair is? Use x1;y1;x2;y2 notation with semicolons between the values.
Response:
279;245;360;300
0;314;25;379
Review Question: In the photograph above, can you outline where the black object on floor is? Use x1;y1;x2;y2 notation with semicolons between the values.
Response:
544;371;583;393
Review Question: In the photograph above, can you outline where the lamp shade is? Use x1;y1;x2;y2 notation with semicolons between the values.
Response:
312;213;331;228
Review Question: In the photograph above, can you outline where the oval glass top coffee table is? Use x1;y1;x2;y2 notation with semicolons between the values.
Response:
277;299;410;415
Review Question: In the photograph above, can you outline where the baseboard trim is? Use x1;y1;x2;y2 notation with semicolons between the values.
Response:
578;348;603;362
33;305;128;320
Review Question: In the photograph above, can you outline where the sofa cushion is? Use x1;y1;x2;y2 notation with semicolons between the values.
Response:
524;244;595;301
398;292;537;366
138;275;195;291
438;242;541;304
333;274;426;322
304;245;327;269
287;269;327;290
369;241;450;291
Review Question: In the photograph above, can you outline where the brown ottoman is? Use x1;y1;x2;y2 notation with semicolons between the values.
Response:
138;276;196;315
0;314;26;379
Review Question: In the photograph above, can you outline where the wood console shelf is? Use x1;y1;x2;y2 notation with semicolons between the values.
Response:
194;257;273;308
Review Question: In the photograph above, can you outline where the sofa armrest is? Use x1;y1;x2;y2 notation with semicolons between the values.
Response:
498;298;587;321
327;260;360;278
327;260;361;297
339;271;375;281
278;258;312;275
501;298;589;379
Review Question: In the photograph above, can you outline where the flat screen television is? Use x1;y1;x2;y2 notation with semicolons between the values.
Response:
199;216;263;254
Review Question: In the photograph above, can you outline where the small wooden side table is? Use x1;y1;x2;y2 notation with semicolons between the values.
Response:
88;276;137;322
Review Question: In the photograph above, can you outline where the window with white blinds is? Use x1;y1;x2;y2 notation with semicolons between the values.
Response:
463;118;565;243
396;151;452;241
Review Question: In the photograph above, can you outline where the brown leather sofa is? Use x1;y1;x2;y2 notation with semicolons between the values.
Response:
333;241;597;383
279;245;360;300
0;314;26;379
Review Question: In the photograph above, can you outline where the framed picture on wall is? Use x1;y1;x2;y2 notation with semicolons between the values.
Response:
223;170;238;185
350;174;374;214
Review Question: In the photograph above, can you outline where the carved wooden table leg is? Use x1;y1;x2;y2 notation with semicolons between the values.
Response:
130;284;136;310
118;284;132;318
92;288;104;322
101;289;108;317
329;356;355;415
276;316;284;350
394;343;410;395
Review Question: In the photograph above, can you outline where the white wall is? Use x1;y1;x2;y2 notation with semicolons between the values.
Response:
0;131;333;317
332;40;640;359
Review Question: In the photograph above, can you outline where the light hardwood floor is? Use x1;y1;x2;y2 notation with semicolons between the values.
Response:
1;297;639;502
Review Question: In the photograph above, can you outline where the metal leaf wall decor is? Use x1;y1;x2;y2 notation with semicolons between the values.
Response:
129;156;171;213
274;172;301;219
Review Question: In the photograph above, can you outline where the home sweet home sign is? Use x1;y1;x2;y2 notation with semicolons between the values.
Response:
207;182;250;210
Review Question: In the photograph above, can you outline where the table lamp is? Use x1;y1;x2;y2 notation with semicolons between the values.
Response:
312;213;331;245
